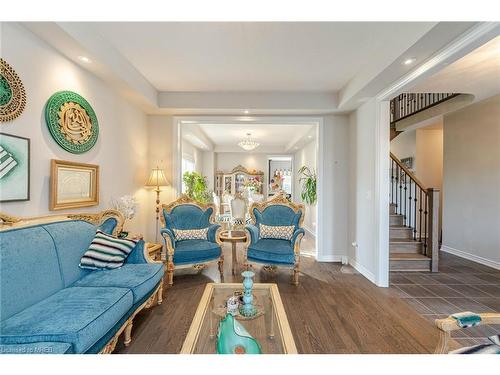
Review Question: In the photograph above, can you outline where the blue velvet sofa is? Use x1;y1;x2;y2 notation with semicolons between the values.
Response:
160;195;223;286
0;210;164;354
245;192;305;285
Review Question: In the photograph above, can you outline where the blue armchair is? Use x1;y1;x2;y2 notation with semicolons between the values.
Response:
244;192;305;285
160;195;223;285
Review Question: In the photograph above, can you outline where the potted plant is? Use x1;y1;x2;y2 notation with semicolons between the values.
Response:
298;166;317;205
183;171;212;204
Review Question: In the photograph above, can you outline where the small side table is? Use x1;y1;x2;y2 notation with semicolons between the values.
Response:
147;243;163;262
218;230;248;275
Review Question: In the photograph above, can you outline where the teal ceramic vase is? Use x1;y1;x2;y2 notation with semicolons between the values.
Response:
216;313;262;354
239;270;257;317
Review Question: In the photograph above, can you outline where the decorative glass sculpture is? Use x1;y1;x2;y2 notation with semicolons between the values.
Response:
216;313;262;354
239;270;257;317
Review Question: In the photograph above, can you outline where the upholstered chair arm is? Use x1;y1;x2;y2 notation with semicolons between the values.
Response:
160;228;176;252
207;223;222;243
245;224;259;245
291;228;305;250
125;240;149;264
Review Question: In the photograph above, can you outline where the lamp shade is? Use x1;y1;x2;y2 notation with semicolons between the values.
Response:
145;167;169;188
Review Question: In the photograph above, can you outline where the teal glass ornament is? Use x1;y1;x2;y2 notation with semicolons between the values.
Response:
216;313;262;354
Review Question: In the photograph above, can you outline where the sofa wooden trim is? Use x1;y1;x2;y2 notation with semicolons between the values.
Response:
0;209;125;237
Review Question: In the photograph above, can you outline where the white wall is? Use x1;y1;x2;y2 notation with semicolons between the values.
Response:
391;129;417;172
442;95;500;269
0;23;150;239
294;139;317;236
146;115;176;241
348;99;390;286
182;139;203;173
318;115;350;262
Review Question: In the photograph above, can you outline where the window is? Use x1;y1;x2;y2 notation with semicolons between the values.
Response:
181;156;195;193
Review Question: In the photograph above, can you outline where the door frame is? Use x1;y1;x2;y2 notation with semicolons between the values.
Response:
172;115;324;259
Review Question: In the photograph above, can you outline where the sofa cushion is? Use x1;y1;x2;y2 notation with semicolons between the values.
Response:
174;239;221;265
0;226;63;321
0;342;72;354
79;230;138;270
259;223;295;240
0;287;133;353
247;239;295;265
43;221;98;287
73;264;164;303
173;227;209;241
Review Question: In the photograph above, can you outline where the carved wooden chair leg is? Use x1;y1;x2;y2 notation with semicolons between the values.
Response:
292;264;300;286
167;256;174;286
157;279;164;305
218;255;225;282
124;320;133;347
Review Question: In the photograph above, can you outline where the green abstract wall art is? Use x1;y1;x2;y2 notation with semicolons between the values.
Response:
45;91;99;154
0;58;27;122
0;133;30;202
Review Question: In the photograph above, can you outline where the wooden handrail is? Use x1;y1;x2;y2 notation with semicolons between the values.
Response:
390;152;427;192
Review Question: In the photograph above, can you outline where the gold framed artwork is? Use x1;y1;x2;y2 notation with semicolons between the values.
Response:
50;159;99;210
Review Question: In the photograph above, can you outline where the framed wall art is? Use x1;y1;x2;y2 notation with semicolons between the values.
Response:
50;159;99;210
0;58;27;122
0;133;30;202
45;91;99;154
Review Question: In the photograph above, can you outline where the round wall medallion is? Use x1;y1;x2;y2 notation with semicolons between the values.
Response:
45;91;99;153
0;58;27;122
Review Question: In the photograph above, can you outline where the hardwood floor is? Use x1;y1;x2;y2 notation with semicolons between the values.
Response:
116;243;451;354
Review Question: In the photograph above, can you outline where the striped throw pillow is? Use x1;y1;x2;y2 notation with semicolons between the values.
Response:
259;223;295;241
79;230;138;270
173;227;209;241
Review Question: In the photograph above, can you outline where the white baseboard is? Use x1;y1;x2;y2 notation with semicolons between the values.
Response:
348;258;377;285
316;255;348;263
441;245;500;271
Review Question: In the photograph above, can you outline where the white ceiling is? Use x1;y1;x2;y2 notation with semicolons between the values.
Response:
410;35;500;102
94;22;435;92
183;123;315;152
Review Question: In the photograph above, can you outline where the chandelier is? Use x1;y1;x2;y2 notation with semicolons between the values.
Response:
238;132;260;151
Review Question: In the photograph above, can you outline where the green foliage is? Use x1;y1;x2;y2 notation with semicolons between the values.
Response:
183;171;211;204
298;166;317;205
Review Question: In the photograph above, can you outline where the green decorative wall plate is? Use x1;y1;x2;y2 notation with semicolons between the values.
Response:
0;58;27;122
45;91;99;154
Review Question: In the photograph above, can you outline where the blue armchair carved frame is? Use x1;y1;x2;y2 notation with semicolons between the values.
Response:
244;193;305;285
160;195;224;286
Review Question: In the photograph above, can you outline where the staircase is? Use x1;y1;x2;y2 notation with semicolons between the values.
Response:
389;153;440;272
390;203;431;271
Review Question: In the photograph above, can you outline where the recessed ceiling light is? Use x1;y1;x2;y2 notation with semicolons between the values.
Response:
78;56;92;63
308;135;313;139
403;57;416;66
243;110;249;114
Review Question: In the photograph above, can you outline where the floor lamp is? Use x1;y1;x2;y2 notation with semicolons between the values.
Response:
145;166;169;243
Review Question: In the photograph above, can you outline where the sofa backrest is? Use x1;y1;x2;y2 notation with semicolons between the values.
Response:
0;226;63;321
253;205;302;230
0;218;118;321
163;204;213;230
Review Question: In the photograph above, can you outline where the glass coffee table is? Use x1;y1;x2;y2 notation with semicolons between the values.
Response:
180;283;297;354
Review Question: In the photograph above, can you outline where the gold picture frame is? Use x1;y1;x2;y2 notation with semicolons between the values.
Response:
50;159;99;210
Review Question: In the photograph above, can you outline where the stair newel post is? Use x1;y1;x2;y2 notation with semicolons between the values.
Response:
427;188;440;272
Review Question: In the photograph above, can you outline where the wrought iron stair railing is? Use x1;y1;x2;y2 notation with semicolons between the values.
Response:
390;93;459;125
390;153;440;272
